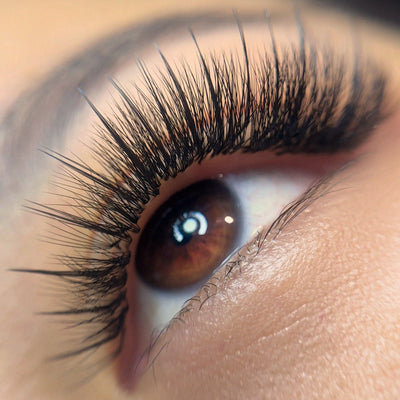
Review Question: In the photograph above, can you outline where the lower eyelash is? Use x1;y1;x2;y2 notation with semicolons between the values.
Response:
14;14;387;377
177;165;344;315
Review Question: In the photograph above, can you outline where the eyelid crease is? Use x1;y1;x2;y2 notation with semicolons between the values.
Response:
14;14;388;385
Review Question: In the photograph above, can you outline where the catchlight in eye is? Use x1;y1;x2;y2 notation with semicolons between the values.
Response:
135;179;241;290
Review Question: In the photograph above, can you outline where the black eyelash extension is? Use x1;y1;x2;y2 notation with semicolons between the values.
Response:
14;16;387;375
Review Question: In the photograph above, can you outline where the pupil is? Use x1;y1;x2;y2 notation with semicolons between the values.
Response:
135;179;241;290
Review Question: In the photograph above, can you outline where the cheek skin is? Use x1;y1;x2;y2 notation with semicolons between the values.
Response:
133;111;400;400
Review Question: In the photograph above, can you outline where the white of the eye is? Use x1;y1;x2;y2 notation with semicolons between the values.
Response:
224;169;314;243
138;284;196;330
138;167;315;332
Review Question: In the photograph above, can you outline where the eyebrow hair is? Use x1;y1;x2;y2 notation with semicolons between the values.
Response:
0;12;265;201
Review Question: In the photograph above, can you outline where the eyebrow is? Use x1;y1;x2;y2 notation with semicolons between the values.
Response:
0;13;264;200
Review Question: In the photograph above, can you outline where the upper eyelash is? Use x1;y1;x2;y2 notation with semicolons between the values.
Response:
14;16;387;374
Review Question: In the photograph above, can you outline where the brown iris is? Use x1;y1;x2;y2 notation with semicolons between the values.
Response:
135;180;241;290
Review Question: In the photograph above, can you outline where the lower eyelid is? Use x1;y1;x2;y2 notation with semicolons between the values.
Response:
172;164;344;315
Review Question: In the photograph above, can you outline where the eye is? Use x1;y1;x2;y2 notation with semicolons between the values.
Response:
130;163;315;335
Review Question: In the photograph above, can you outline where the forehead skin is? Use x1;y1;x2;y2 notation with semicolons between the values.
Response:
1;1;400;399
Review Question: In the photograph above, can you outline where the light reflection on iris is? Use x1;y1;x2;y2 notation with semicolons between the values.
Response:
172;211;208;245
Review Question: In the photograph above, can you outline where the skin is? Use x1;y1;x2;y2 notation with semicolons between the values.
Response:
1;0;400;399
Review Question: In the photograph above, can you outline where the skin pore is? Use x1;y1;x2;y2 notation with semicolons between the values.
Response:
1;0;400;399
